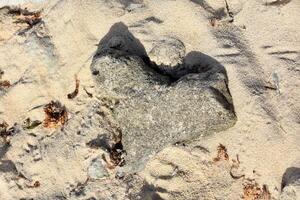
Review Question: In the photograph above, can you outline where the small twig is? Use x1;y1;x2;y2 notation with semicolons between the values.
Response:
67;75;80;99
28;104;46;112
224;0;234;21
230;167;245;179
264;85;277;90
83;87;93;98
230;154;245;179
265;0;292;6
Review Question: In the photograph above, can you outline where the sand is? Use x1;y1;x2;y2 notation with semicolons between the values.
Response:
0;0;299;199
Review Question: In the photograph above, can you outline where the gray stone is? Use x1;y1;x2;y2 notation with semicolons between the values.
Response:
91;22;236;172
88;157;108;179
149;37;186;72
280;167;300;200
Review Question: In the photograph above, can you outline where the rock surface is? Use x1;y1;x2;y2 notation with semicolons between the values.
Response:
280;165;300;200
148;37;186;72
91;22;236;172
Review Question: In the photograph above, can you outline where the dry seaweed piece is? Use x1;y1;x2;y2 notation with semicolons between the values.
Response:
106;128;126;168
0;80;11;88
101;140;126;169
213;144;229;162
243;182;261;200
22;118;42;129
15;13;42;27
1;6;42;27
243;181;271;200
97;97;125;169
67;75;80;99
109;141;126;167
43;101;68;128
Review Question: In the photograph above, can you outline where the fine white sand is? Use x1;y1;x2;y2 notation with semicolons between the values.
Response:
0;0;299;199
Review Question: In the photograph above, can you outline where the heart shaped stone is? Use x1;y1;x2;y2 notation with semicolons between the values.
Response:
91;22;236;172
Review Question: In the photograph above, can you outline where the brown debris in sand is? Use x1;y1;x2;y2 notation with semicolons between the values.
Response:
26;180;41;188
97;97;126;169
22;118;42;129
0;120;9;136
0;80;11;88
67;75;80;99
0;120;17;144
1;6;42;27
43;101;68;128
100;128;126;169
243;181;271;200
0;70;11;89
213;144;229;162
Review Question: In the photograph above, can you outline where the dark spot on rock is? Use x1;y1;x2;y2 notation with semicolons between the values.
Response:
92;70;99;75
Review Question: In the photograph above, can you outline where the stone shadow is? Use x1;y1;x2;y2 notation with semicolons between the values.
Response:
281;167;300;189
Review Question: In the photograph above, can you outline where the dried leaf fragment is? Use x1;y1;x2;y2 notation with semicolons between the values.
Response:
1;6;42;27
67;75;80;99
43;101;68;128
15;13;42;27
213;144;229;162
26;180;40;188
243;182;261;200
243;181;271;200
0;80;11;88
101;141;126;170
